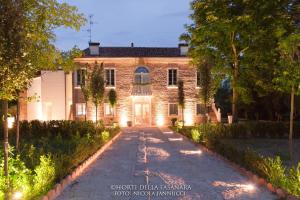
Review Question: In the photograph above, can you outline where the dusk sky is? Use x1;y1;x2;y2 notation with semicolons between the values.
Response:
55;0;192;51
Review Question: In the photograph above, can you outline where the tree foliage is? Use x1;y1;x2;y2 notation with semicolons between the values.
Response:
182;0;299;122
90;63;105;122
0;0;86;101
108;89;117;108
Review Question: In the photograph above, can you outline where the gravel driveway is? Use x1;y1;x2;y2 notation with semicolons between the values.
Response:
56;127;276;200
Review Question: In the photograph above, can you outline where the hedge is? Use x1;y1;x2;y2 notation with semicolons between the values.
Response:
173;123;300;198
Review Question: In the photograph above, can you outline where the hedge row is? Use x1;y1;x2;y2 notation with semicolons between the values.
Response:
174;123;300;198
178;121;300;139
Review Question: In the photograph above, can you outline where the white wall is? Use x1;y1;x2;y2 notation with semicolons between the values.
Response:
27;77;42;121
26;71;68;121
41;71;66;120
65;72;73;120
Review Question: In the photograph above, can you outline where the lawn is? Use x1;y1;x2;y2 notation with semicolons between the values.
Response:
221;139;300;167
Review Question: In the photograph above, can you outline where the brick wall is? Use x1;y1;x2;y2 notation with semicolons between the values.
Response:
74;57;205;126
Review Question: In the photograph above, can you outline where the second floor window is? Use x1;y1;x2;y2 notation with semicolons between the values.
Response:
134;67;150;84
105;69;115;87
76;69;86;86
168;69;177;86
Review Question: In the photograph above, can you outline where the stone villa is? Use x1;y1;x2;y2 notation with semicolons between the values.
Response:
20;42;221;126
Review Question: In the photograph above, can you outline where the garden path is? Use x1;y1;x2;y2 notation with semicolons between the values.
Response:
56;127;276;200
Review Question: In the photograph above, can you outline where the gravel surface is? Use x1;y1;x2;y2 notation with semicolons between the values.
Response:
56;127;277;200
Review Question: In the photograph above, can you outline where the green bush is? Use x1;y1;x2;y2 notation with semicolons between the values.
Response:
191;128;201;143
286;163;300;197
0;153;32;200
32;155;55;198
259;156;287;187
177;124;300;198
0;120;120;199
101;131;110;142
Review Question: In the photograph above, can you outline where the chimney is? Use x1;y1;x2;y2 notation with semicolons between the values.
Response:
178;43;189;56
89;42;100;56
131;42;134;48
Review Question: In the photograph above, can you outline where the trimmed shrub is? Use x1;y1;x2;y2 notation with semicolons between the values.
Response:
191;128;201;143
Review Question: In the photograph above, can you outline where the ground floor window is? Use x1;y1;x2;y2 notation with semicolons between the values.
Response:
196;104;206;115
169;103;178;116
104;103;114;116
76;103;86;116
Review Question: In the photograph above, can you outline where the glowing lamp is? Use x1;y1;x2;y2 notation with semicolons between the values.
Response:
184;109;194;126
13;191;23;200
245;184;255;191
156;115;164;127
7;117;15;129
120;112;128;127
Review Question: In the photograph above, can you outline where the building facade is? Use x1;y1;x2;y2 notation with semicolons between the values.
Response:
20;43;220;126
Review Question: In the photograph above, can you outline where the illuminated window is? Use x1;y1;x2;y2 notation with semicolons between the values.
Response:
168;69;177;86
169;104;178;116
105;69;115;87
76;103;86;116
196;104;206;115
104;103;114;116
76;69;86;86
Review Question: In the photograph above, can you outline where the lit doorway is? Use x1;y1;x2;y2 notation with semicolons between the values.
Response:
134;103;150;126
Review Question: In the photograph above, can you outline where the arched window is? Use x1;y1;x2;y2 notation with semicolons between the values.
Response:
134;66;150;84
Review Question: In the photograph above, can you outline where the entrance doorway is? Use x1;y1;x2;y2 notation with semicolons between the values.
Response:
134;103;150;126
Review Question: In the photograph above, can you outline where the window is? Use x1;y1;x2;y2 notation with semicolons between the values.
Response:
104;103;114;116
168;69;177;86
197;70;201;87
134;67;150;84
105;69;115;87
76;69;86;86
196;104;205;115
169;104;178;116
76;103;86;116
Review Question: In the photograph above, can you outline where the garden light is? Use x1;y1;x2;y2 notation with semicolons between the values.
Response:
7;117;15;129
13;191;23;200
168;138;183;141
244;184;255;191
180;150;202;155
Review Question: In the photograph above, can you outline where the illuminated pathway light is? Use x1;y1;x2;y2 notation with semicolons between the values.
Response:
163;131;173;134
244;184;255;191
168;138;183;141
180;150;202;155
156;115;165;127
7;117;15;129
212;181;256;192
13;191;23;200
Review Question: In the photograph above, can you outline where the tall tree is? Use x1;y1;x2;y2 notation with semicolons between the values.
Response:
80;65;90;121
197;55;219;122
90;63;105;123
182;0;291;123
274;34;300;160
0;0;85;178
108;89;117;121
178;80;185;126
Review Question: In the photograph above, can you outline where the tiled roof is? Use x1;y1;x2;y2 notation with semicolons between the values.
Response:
83;47;185;57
